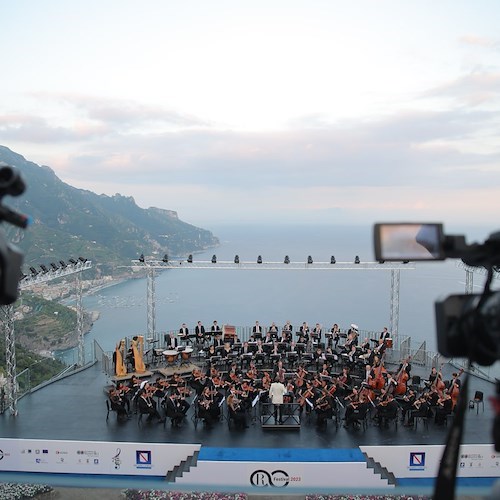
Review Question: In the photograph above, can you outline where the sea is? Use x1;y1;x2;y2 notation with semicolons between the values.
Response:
71;223;498;360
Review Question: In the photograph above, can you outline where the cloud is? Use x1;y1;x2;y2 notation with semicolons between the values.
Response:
459;35;500;49
423;71;500;106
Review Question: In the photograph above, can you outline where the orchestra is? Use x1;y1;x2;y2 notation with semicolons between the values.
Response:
107;321;464;434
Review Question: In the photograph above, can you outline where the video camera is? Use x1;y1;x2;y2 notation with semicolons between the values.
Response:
0;164;28;305
374;222;500;366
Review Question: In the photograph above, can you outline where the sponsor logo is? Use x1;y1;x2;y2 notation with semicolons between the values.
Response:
250;469;290;487
112;448;122;470
136;450;152;469
409;452;426;470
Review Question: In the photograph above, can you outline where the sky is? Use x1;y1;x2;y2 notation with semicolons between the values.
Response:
1;0;500;231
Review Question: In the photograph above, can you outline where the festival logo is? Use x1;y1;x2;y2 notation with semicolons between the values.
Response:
250;469;290;487
135;450;152;469
409;451;426;470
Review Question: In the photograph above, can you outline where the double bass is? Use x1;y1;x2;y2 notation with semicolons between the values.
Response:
394;357;411;396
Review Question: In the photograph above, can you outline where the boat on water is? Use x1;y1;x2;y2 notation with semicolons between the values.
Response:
0;323;498;496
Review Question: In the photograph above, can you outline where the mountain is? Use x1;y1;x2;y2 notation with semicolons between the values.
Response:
0;145;219;274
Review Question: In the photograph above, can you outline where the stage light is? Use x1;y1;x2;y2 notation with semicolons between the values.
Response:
30;266;39;276
234;255;240;264
40;264;49;273
139;254;145;263
69;258;77;265
307;255;313;264
257;255;262;264
354;256;360;264
50;262;59;271
78;257;87;263
211;255;217;263
330;256;336;264
284;255;290;264
59;260;67;268
162;254;168;263
187;254;193;263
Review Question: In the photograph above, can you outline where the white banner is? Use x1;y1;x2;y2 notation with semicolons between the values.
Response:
0;438;200;477
361;444;500;479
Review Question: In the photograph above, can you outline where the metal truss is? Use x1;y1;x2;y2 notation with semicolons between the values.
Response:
132;258;414;348
2;260;92;416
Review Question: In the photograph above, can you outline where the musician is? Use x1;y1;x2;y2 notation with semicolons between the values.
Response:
273;359;286;384
380;327;391;343
364;364;375;386
179;323;190;344
343;389;369;429
313;346;325;370
282;320;293;343
435;392;453;425
195;321;206;345
399;388;416;424
312;323;322;345
375;392;398;427
137;383;165;423
227;385;248;429
337;367;352;397
252;321;263;339
263;331;273;345
211;320;221;334
198;386;220;426
315;390;333;428
329;323;341;349
165;332;178;350
405;396;431;427
268;322;279;339
299;322;310;342
269;376;287;424
108;388;129;419
164;391;186;427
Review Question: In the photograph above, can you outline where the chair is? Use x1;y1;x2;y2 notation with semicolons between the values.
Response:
469;391;484;414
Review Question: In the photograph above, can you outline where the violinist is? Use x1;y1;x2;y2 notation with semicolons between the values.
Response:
343;388;369;429
137;383;165;423
405;395;430;427
314;347;325;371
297;381;315;414
337;367;352;397
163;390;186;427
315;389;333;428
108;387;129;420
273;360;286;384
435;392;453;425
227;385;248;429
399;388;416;425
198;386;220;426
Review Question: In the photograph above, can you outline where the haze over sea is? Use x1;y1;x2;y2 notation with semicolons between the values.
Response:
79;224;496;356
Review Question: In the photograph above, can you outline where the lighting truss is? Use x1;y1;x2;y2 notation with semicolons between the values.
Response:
2;259;92;416
132;257;414;345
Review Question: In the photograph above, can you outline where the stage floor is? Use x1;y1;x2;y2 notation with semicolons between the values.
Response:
0;361;495;450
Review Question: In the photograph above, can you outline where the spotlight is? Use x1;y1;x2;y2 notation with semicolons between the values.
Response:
187;254;193;263
59;260;67;268
40;264;49;273
50;262;59;271
29;266;39;276
354;256;360;264
78;257;87;263
284;255;290;264
139;254;145;263
330;256;336;264
234;255;240;264
257;255;262;264
211;255;217;263
69;258;78;265
307;255;313;264
162;254;169;263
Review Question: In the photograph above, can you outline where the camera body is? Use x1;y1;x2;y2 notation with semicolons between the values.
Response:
0;165;27;305
374;222;500;366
